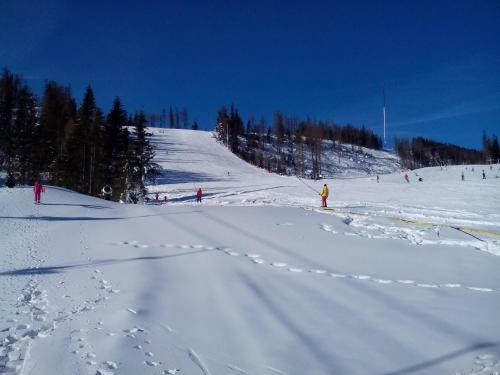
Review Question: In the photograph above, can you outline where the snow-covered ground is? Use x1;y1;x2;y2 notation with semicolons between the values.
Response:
1;128;500;375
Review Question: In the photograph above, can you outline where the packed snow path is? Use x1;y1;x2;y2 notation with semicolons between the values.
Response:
1;186;500;375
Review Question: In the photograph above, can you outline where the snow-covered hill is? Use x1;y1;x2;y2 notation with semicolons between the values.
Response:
242;133;401;178
1;128;500;375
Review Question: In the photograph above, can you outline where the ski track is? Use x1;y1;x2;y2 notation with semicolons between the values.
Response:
115;241;500;295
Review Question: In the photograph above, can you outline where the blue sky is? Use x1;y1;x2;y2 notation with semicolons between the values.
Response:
1;0;499;149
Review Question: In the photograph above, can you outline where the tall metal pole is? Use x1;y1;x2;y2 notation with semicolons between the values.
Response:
226;122;229;149
383;86;387;147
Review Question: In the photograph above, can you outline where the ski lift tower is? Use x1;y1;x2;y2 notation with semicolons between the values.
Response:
383;86;387;148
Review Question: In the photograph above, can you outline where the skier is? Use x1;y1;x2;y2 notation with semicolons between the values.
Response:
461;171;464;181
376;175;379;183
33;180;44;204
102;184;112;200
404;174;410;183
196;188;202;203
320;184;329;208
482;170;486;179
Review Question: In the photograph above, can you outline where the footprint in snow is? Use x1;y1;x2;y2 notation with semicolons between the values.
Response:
397;280;415;284
252;259;265;264
288;268;303;273
372;279;393;284
330;273;346;278
271;262;287;268
467;287;494;292
227;251;240;256
441;283;461;288
416;283;438;288
320;224;337;233
310;269;327;274
352;275;371;280
104;361;118;369
245;254;261;258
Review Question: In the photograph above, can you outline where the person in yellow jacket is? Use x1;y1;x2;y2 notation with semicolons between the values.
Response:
320;183;329;207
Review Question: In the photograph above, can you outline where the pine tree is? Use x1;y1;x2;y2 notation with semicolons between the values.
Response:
175;107;180;129
62;86;98;191
169;107;175;129
181;108;189;129
274;112;285;173
122;111;159;203
161;108;167;128
87;107;104;195
38;82;76;185
102;97;129;200
491;134;500;163
215;107;229;144
13;84;38;184
228;105;244;154
0;68;21;184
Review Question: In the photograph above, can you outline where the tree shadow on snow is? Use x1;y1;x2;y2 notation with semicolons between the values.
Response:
197;210;499;372
155;169;236;185
0;210;202;222
40;203;109;209
0;215;126;222
0;249;213;276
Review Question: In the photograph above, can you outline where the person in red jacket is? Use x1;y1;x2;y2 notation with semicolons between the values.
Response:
33;180;44;204
196;188;202;203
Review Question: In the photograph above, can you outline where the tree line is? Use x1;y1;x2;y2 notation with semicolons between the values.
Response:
393;135;497;169
482;131;500;164
0;68;159;202
148;107;199;130
215;104;383;178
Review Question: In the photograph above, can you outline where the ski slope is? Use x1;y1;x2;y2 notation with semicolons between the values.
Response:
1;129;500;375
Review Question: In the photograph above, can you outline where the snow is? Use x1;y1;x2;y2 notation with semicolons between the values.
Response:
1;128;500;374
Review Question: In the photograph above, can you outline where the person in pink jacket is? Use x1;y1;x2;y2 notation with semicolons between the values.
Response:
33;180;44;204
